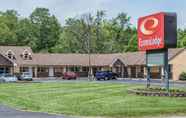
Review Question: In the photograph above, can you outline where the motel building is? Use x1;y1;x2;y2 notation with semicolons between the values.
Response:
0;46;185;81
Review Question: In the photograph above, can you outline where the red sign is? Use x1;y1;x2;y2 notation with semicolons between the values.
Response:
138;12;165;51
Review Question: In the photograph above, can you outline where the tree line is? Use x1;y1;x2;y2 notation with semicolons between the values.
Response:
0;8;185;53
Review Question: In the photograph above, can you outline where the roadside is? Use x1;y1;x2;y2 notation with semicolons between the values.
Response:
0;104;185;118
0;105;71;118
81;116;186;118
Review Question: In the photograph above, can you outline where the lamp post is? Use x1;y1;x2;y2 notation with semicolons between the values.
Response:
83;13;93;81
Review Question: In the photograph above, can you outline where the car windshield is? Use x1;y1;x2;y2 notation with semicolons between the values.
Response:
4;74;13;77
97;71;110;73
23;72;30;75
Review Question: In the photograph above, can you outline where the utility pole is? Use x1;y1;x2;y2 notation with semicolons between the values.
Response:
87;30;92;81
84;13;92;81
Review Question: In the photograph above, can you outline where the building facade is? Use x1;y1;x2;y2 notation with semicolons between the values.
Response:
0;46;185;81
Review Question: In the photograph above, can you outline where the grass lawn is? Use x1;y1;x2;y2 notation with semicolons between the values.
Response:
0;82;186;118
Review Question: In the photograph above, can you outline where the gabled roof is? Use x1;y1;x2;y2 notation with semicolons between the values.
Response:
0;46;184;67
0;54;13;66
122;48;185;66
0;46;33;65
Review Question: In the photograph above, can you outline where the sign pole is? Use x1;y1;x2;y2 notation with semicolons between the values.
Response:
147;66;151;88
164;49;169;93
146;51;150;88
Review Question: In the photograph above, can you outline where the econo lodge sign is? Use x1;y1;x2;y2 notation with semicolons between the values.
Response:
138;12;165;51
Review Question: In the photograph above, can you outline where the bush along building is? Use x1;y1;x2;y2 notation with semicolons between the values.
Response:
0;46;185;81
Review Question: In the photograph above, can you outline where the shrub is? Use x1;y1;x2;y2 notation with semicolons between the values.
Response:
179;72;186;81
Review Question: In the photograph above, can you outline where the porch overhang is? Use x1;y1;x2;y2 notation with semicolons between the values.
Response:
0;54;14;67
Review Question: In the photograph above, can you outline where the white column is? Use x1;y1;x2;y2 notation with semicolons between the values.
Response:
49;66;54;77
34;67;37;77
90;67;93;75
29;66;33;77
121;66;124;78
144;66;147;79
79;67;82;72
136;66;138;78
112;67;116;73
63;66;67;73
127;67;131;79
161;66;164;80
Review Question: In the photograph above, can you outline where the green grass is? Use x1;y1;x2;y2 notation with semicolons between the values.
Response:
0;82;186;118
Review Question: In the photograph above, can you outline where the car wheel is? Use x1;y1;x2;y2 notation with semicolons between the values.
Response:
112;76;116;80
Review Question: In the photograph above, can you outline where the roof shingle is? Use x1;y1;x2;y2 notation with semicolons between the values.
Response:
0;46;184;66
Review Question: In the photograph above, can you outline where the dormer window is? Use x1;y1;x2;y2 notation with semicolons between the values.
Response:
22;50;32;60
6;50;15;60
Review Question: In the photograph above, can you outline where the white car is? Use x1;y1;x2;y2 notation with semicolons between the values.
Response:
19;72;33;81
0;73;17;82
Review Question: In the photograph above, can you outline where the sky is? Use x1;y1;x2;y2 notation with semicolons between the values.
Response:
0;0;185;28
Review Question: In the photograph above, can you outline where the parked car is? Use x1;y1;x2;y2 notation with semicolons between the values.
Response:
0;73;17;82
0;77;5;83
63;72;77;80
19;72;33;81
95;71;118;80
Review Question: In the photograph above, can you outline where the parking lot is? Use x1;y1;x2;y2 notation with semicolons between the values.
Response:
31;77;186;88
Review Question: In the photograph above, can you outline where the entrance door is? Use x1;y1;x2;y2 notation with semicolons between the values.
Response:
131;67;137;78
150;66;161;79
0;68;5;74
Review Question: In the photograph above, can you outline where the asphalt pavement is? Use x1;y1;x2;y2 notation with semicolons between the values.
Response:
0;105;72;118
33;78;186;88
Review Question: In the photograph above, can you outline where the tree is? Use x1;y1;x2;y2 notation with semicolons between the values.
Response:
0;10;19;45
110;12;131;52
177;29;186;48
52;13;95;53
30;8;61;52
0;8;139;53
52;11;136;53
94;11;106;52
16;18;36;48
125;28;138;52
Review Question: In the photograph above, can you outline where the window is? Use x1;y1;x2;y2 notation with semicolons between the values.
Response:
169;65;172;73
54;67;63;73
22;50;32;60
140;66;144;73
82;67;89;72
6;50;15;60
20;67;29;73
37;67;49;73
74;67;80;72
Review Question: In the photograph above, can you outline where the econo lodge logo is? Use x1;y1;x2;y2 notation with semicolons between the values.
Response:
140;17;159;36
138;13;165;51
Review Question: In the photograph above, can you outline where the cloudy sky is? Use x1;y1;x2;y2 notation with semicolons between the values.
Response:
0;0;186;28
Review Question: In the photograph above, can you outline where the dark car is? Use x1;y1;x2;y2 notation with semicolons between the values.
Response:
63;72;78;80
95;71;118;80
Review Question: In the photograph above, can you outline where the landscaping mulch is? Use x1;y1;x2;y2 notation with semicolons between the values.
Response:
128;88;186;97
